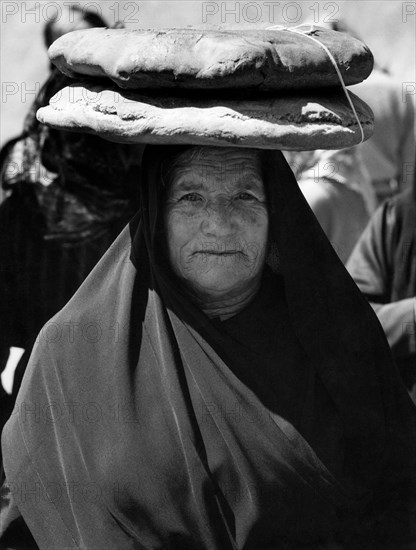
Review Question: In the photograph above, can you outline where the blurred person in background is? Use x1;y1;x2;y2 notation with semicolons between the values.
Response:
350;69;415;204
334;21;416;205
347;154;416;404
44;4;108;51
0;4;109;205
0;7;140;440
284;147;376;264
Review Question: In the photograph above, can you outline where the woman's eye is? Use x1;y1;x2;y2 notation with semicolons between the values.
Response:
236;192;256;201
179;193;202;203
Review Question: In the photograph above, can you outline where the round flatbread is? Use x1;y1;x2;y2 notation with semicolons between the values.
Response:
36;83;374;151
49;26;373;91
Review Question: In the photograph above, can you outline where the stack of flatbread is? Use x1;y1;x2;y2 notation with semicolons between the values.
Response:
37;26;375;150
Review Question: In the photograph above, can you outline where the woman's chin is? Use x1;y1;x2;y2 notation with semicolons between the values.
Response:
185;270;256;300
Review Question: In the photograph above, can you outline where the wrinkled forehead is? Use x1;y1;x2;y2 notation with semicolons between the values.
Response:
162;147;263;191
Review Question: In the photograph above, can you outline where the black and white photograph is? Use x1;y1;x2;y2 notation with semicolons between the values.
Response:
0;1;415;548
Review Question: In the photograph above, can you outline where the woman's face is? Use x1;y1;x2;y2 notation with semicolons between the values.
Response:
164;147;269;301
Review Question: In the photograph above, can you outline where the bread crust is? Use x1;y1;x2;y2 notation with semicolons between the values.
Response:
49;27;373;91
36;83;374;150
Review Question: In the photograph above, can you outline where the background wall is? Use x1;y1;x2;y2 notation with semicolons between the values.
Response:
1;0;415;146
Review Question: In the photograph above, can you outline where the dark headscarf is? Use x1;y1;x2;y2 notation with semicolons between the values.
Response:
2;146;415;549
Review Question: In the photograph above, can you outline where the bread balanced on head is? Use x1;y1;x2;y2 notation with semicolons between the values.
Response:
38;25;375;151
48;26;373;91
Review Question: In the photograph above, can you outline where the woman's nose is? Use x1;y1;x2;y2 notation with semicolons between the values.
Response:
200;201;235;237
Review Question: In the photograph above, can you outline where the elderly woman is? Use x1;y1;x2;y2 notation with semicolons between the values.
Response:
1;145;415;549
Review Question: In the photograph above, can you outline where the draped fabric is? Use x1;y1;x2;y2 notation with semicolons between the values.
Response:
1;147;415;549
